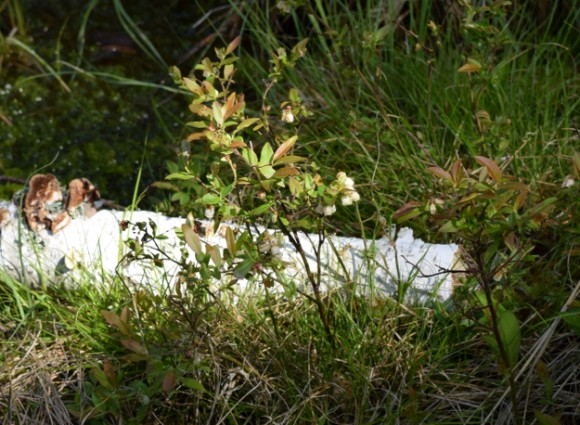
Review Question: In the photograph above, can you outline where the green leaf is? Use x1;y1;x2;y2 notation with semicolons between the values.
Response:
524;197;557;220
259;142;274;166
259;165;276;179
225;226;237;256
90;367;115;390
561;308;580;335
236;118;260;132
242;148;258;166
166;172;195;180
180;377;206;392
438;221;459;233
199;193;222;205
274;155;307;165
497;309;521;368
534;411;561;425
234;258;255;279
249;202;273;216
212;102;224;126
186;121;208;129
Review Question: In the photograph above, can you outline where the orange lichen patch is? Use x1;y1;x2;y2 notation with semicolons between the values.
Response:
24;174;64;233
0;208;11;227
66;178;101;217
51;211;71;234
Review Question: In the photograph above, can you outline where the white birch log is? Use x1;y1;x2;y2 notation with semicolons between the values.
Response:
0;202;463;303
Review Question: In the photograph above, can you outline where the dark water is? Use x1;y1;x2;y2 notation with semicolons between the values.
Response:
0;0;237;208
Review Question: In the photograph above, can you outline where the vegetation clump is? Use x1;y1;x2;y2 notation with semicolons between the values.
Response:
1;1;578;424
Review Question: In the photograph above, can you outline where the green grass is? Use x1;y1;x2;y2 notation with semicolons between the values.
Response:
1;1;579;424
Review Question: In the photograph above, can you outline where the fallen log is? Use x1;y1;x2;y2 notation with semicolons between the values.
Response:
0;175;463;303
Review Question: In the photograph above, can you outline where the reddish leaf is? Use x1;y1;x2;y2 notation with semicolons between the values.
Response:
162;371;177;394
102;310;120;328
120;338;148;356
120;306;130;326
206;244;222;267
103;360;117;387
273;166;300;178
450;160;464;183
475;156;503;182
226;36;241;55
273;135;298;162
427;166;453;183
573;151;580;176
393;202;421;220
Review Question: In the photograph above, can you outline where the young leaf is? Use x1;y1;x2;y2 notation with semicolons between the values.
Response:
212;102;224;127
226;36;241;55
183;77;203;95
291;38;309;58
475;156;503;182
273;135;298;162
223;63;234;80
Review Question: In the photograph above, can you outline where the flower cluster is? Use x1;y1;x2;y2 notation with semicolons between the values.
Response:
335;172;361;206
315;203;336;216
258;231;286;260
316;172;360;216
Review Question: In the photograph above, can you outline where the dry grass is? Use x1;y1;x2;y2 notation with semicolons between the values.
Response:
1;289;578;424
